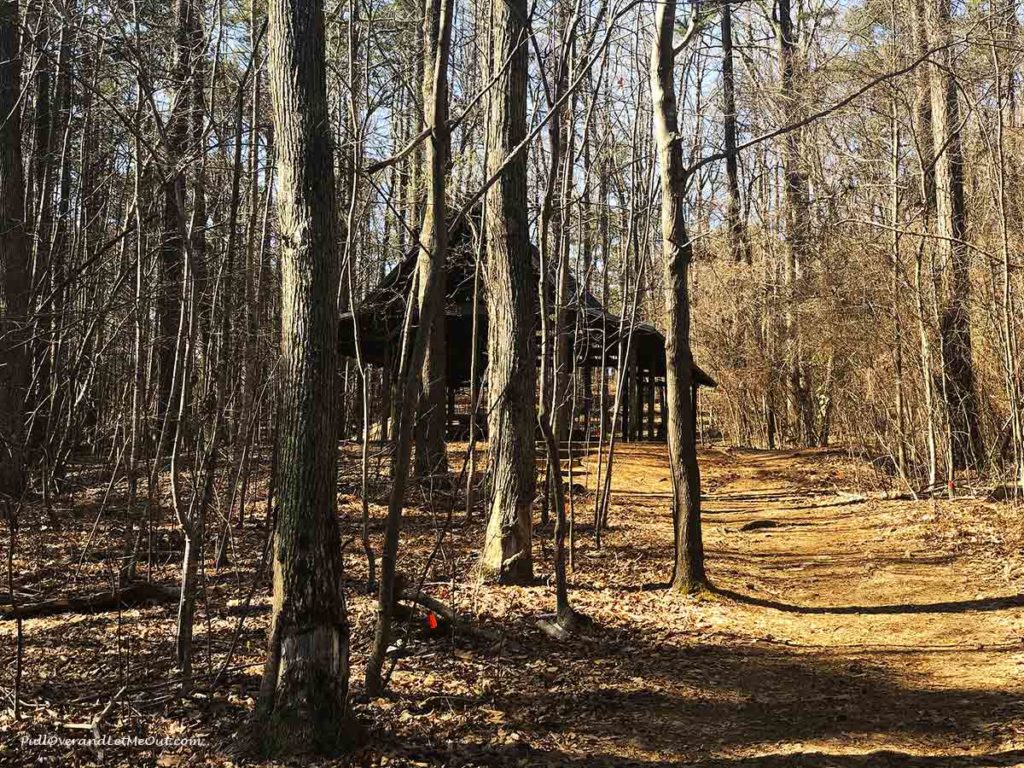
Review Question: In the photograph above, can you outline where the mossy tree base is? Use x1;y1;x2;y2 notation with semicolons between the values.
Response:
669;576;712;597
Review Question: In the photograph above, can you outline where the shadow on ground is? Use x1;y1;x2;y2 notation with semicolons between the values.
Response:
362;618;1023;766
399;746;1024;767
712;586;1024;615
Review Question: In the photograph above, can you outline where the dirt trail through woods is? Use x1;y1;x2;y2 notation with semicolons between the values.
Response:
546;444;1024;767
5;444;1024;767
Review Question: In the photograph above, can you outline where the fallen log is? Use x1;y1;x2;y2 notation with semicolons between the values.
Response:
0;582;178;619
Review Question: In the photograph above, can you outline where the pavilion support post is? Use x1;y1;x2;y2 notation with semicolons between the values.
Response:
352;362;364;437
659;380;668;439
640;372;646;440
636;371;644;441
639;371;647;441
582;360;594;440
628;354;640;441
646;371;655;440
380;353;393;442
378;364;389;442
388;350;401;442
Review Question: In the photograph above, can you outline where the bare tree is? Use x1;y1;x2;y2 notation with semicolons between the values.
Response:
155;0;203;441
926;0;982;469
776;0;815;446
479;0;536;585
414;0;450;483
651;0;706;593
253;0;350;752
0;0;30;503
721;0;749;265
365;0;454;696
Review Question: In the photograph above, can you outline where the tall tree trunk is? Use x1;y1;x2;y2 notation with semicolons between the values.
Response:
254;0;350;752
156;0;200;443
889;90;907;478
926;0;982;469
598;156;611;438
651;1;706;593
909;0;936;214
414;291;448;478
720;1;749;264
580;101;594;435
414;0;449;482
909;0;939;484
27;5;51;273
988;18;1024;487
535;5;572;528
0;0;30;501
552;61;576;447
26;6;53;456
365;0;453;696
479;0;535;585
776;0;814;446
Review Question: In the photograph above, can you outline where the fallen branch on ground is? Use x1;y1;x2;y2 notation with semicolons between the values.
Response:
397;588;509;647
0;582;178;619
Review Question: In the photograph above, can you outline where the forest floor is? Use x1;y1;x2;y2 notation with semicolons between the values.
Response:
2;443;1024;767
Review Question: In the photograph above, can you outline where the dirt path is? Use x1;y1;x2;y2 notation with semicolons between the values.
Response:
5;444;1024;767
553;444;1024;767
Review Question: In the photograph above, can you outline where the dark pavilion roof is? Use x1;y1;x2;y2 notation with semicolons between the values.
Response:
338;221;716;390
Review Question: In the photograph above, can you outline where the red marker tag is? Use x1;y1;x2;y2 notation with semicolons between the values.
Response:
426;612;439;630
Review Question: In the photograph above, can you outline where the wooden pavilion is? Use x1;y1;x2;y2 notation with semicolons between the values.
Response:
338;226;715;441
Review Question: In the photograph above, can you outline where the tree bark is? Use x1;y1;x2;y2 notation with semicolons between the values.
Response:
651;0;706;593
255;0;350;752
776;0;814;446
414;296;448;478
909;0;939;485
479;0;535;585
926;0;982;469
155;0;201;441
0;0;30;502
365;0;453;696
909;0;936;215
721;1;749;264
414;0;449;482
